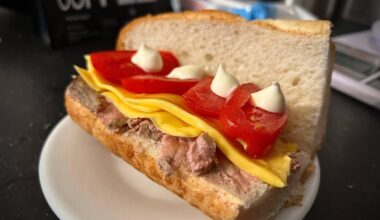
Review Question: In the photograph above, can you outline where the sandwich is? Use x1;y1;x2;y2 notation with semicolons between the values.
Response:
64;10;334;220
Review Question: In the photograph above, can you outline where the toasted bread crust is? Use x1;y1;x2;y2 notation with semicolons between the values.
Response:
65;92;242;220
116;10;331;50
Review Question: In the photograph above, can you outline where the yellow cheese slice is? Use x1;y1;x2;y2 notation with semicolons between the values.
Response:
74;60;297;187
76;66;202;137
102;92;202;137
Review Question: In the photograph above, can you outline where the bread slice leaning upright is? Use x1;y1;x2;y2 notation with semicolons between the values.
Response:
65;10;334;220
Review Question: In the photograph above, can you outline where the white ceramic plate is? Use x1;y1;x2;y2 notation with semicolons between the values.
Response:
39;116;320;220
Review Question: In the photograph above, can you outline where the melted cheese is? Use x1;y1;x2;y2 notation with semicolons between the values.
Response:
74;58;297;187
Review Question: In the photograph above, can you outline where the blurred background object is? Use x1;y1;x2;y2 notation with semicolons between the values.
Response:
36;0;171;48
331;22;380;110
179;0;380;25
179;0;317;19
341;0;380;26
0;0;172;48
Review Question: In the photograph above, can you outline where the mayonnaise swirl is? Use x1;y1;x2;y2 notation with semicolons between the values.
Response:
131;44;163;72
250;81;286;113
167;65;206;80
210;65;239;98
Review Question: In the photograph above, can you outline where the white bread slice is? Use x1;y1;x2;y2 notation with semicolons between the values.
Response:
65;10;333;220
117;10;334;155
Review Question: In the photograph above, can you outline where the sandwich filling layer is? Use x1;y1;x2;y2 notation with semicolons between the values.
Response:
67;77;305;199
74;59;297;187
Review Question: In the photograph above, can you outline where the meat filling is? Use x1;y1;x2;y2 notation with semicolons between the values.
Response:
157;133;217;176
186;133;217;175
157;135;191;176
206;157;258;195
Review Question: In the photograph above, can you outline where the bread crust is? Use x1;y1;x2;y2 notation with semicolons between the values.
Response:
116;10;331;50
65;92;243;220
311;41;335;157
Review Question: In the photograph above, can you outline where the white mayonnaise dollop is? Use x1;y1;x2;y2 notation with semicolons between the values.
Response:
131;44;163;72
210;65;239;98
250;81;286;113
166;65;206;80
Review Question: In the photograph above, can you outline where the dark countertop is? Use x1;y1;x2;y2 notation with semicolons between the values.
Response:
1;7;380;220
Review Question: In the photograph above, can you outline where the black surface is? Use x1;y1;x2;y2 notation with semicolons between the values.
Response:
1;7;380;220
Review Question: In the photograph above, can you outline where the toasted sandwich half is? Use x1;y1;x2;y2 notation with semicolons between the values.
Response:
65;11;334;220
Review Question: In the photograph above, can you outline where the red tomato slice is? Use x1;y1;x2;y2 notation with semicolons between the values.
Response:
121;75;199;94
183;77;226;118
90;51;180;84
90;51;143;84
159;51;180;76
220;83;287;158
